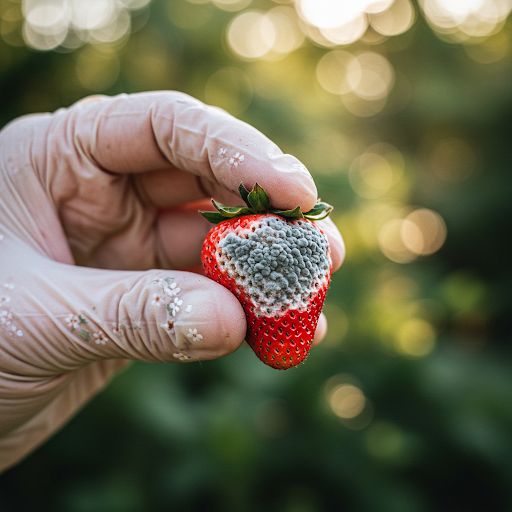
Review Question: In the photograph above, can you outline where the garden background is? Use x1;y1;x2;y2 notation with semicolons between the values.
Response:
1;0;512;510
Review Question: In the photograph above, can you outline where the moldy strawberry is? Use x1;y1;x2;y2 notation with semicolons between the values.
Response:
200;183;333;370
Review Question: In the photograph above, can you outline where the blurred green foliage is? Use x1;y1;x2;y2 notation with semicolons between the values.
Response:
1;0;512;510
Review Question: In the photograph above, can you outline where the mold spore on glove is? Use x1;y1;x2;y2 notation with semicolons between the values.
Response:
216;216;330;317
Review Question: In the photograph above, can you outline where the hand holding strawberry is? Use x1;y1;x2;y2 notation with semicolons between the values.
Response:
201;184;334;369
0;91;344;470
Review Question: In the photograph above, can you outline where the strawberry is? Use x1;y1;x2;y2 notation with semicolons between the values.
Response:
200;184;333;370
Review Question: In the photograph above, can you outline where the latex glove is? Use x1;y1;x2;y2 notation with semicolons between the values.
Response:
0;92;345;471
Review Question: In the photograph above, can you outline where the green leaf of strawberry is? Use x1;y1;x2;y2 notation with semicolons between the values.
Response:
200;183;333;224
199;211;230;224
303;202;333;221
272;206;304;220
246;183;271;212
211;200;253;218
238;183;251;207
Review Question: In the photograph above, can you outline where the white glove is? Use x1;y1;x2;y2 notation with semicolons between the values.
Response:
0;92;344;471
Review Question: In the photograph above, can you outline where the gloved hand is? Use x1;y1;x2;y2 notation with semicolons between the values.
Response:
0;92;345;471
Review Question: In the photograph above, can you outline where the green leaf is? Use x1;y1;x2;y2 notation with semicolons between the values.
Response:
304;201;334;221
199;211;228;224
211;200;252;217
272;206;304;220
238;183;251;208
247;183;271;212
199;183;330;224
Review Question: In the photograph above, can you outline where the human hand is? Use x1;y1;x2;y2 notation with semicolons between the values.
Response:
0;92;345;471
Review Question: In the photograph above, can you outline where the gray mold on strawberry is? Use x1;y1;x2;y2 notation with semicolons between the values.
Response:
217;216;330;317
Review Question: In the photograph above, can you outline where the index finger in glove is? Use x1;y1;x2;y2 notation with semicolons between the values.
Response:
44;92;319;212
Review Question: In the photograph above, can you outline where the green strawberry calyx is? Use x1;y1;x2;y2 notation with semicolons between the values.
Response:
200;183;333;224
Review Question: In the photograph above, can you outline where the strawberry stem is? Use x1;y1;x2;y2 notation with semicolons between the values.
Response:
200;183;333;224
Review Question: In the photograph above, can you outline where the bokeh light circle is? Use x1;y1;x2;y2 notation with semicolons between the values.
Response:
227;11;276;59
